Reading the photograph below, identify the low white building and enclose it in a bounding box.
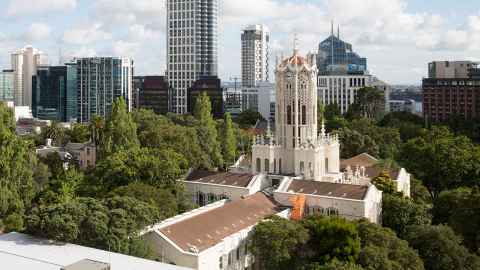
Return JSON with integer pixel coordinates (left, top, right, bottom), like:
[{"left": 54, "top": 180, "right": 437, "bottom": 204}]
[
  {"left": 274, "top": 178, "right": 382, "bottom": 223},
  {"left": 0, "top": 232, "right": 191, "bottom": 270},
  {"left": 181, "top": 170, "right": 270, "bottom": 206},
  {"left": 144, "top": 192, "right": 288, "bottom": 270},
  {"left": 340, "top": 153, "right": 411, "bottom": 197}
]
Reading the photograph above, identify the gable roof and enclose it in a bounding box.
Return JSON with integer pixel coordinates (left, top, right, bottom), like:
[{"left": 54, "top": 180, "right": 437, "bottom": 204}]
[
  {"left": 285, "top": 180, "right": 369, "bottom": 200},
  {"left": 157, "top": 193, "right": 281, "bottom": 253},
  {"left": 340, "top": 153, "right": 379, "bottom": 169},
  {"left": 185, "top": 170, "right": 256, "bottom": 188}
]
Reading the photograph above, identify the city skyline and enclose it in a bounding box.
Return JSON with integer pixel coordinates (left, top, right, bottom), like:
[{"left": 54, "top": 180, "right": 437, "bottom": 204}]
[{"left": 0, "top": 0, "right": 480, "bottom": 85}]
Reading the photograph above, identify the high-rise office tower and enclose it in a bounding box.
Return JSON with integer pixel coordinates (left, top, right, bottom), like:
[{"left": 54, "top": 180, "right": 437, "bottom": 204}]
[
  {"left": 11, "top": 46, "right": 48, "bottom": 107},
  {"left": 241, "top": 24, "right": 270, "bottom": 88},
  {"left": 0, "top": 70, "right": 14, "bottom": 102},
  {"left": 76, "top": 57, "right": 134, "bottom": 123},
  {"left": 166, "top": 0, "right": 218, "bottom": 114},
  {"left": 31, "top": 65, "right": 78, "bottom": 122},
  {"left": 317, "top": 24, "right": 367, "bottom": 75}
]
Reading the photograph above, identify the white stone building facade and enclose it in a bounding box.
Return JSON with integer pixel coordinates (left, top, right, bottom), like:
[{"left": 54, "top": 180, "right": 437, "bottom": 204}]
[{"left": 252, "top": 49, "right": 341, "bottom": 181}]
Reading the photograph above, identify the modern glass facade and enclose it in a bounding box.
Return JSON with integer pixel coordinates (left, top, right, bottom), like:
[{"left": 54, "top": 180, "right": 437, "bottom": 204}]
[
  {"left": 32, "top": 66, "right": 68, "bottom": 121},
  {"left": 317, "top": 30, "right": 367, "bottom": 75},
  {"left": 66, "top": 62, "right": 78, "bottom": 122},
  {"left": 77, "top": 57, "right": 133, "bottom": 123},
  {"left": 0, "top": 70, "right": 14, "bottom": 102}
]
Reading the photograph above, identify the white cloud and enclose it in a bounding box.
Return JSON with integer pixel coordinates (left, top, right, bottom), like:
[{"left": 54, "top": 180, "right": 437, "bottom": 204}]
[
  {"left": 7, "top": 0, "right": 76, "bottom": 16},
  {"left": 112, "top": 41, "right": 140, "bottom": 58},
  {"left": 22, "top": 23, "right": 51, "bottom": 42},
  {"left": 63, "top": 24, "right": 112, "bottom": 45}
]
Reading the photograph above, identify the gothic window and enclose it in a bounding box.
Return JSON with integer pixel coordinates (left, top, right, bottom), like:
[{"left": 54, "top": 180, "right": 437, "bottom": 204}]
[
  {"left": 279, "top": 159, "right": 282, "bottom": 173},
  {"left": 300, "top": 161, "right": 305, "bottom": 174},
  {"left": 274, "top": 159, "right": 277, "bottom": 173},
  {"left": 309, "top": 162, "right": 313, "bottom": 178},
  {"left": 264, "top": 159, "right": 270, "bottom": 173},
  {"left": 325, "top": 158, "right": 329, "bottom": 173},
  {"left": 287, "top": 105, "right": 292, "bottom": 124},
  {"left": 302, "top": 105, "right": 306, "bottom": 125},
  {"left": 256, "top": 158, "right": 261, "bottom": 173}
]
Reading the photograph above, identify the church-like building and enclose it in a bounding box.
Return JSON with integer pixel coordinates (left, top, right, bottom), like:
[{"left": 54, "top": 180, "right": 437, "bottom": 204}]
[
  {"left": 252, "top": 47, "right": 342, "bottom": 182},
  {"left": 144, "top": 48, "right": 410, "bottom": 270}
]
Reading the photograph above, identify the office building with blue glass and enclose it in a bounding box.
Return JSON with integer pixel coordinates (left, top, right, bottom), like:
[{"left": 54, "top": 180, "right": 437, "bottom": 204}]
[
  {"left": 32, "top": 65, "right": 77, "bottom": 122},
  {"left": 317, "top": 25, "right": 367, "bottom": 75}
]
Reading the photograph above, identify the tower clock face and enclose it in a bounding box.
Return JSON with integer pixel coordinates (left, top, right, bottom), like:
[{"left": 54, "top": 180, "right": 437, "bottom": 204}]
[{"left": 285, "top": 72, "right": 294, "bottom": 81}]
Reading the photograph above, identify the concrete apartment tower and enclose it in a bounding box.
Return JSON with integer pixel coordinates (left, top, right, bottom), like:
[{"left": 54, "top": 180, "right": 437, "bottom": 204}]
[
  {"left": 241, "top": 24, "right": 270, "bottom": 88},
  {"left": 11, "top": 46, "right": 48, "bottom": 107},
  {"left": 166, "top": 0, "right": 218, "bottom": 114}
]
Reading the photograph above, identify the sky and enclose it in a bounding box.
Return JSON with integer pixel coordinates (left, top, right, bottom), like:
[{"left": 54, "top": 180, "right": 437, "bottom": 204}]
[{"left": 1, "top": 0, "right": 480, "bottom": 85}]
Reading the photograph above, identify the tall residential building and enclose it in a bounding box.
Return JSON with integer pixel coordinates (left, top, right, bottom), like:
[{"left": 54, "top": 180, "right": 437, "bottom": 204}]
[
  {"left": 423, "top": 61, "right": 480, "bottom": 122},
  {"left": 11, "top": 46, "right": 48, "bottom": 107},
  {"left": 166, "top": 0, "right": 218, "bottom": 114},
  {"left": 0, "top": 70, "right": 14, "bottom": 102},
  {"left": 76, "top": 57, "right": 134, "bottom": 123},
  {"left": 317, "top": 24, "right": 367, "bottom": 75},
  {"left": 241, "top": 24, "right": 270, "bottom": 88},
  {"left": 32, "top": 65, "right": 77, "bottom": 122}
]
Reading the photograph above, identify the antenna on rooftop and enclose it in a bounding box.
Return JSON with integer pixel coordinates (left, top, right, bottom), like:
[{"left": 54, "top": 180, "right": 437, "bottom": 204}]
[{"left": 293, "top": 33, "right": 299, "bottom": 55}]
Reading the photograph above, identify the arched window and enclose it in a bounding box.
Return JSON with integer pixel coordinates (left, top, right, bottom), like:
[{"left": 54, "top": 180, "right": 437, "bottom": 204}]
[
  {"left": 279, "top": 159, "right": 282, "bottom": 173},
  {"left": 256, "top": 158, "right": 261, "bottom": 173},
  {"left": 300, "top": 161, "right": 305, "bottom": 174},
  {"left": 264, "top": 159, "right": 270, "bottom": 173},
  {"left": 273, "top": 159, "right": 277, "bottom": 173},
  {"left": 325, "top": 158, "right": 329, "bottom": 173},
  {"left": 302, "top": 105, "right": 306, "bottom": 125},
  {"left": 287, "top": 105, "right": 292, "bottom": 124}
]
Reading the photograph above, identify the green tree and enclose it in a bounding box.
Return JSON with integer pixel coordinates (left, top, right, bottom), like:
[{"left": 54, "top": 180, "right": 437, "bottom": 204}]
[
  {"left": 95, "top": 147, "right": 188, "bottom": 191},
  {"left": 221, "top": 113, "right": 237, "bottom": 167},
  {"left": 334, "top": 127, "right": 379, "bottom": 158},
  {"left": 301, "top": 216, "right": 360, "bottom": 265},
  {"left": 405, "top": 225, "right": 480, "bottom": 270},
  {"left": 307, "top": 260, "right": 365, "bottom": 270},
  {"left": 382, "top": 194, "right": 431, "bottom": 238},
  {"left": 0, "top": 103, "right": 36, "bottom": 226},
  {"left": 399, "top": 126, "right": 479, "bottom": 199},
  {"left": 371, "top": 171, "right": 396, "bottom": 194},
  {"left": 250, "top": 216, "right": 309, "bottom": 270},
  {"left": 410, "top": 177, "right": 432, "bottom": 205},
  {"left": 42, "top": 121, "right": 67, "bottom": 146},
  {"left": 67, "top": 123, "right": 91, "bottom": 143},
  {"left": 194, "top": 92, "right": 223, "bottom": 168},
  {"left": 356, "top": 220, "right": 424, "bottom": 270},
  {"left": 90, "top": 115, "right": 105, "bottom": 148},
  {"left": 347, "top": 87, "right": 385, "bottom": 119},
  {"left": 235, "top": 109, "right": 264, "bottom": 128},
  {"left": 110, "top": 182, "right": 179, "bottom": 218},
  {"left": 101, "top": 97, "right": 139, "bottom": 157},
  {"left": 432, "top": 187, "right": 480, "bottom": 252}
]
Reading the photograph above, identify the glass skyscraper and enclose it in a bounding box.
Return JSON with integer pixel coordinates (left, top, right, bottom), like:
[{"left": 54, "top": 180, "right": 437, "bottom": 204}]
[
  {"left": 166, "top": 0, "right": 218, "bottom": 114},
  {"left": 317, "top": 25, "right": 367, "bottom": 75},
  {"left": 76, "top": 57, "right": 134, "bottom": 123},
  {"left": 32, "top": 66, "right": 69, "bottom": 121},
  {"left": 0, "top": 70, "right": 14, "bottom": 102}
]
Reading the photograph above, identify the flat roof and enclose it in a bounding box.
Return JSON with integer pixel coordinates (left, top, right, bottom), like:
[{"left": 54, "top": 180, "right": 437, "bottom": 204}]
[
  {"left": 0, "top": 232, "right": 191, "bottom": 270},
  {"left": 285, "top": 180, "right": 369, "bottom": 200},
  {"left": 185, "top": 170, "right": 256, "bottom": 188},
  {"left": 158, "top": 193, "right": 281, "bottom": 253}
]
